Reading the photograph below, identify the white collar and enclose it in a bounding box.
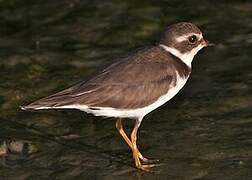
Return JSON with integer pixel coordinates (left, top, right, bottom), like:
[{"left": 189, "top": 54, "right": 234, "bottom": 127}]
[{"left": 159, "top": 44, "right": 204, "bottom": 67}]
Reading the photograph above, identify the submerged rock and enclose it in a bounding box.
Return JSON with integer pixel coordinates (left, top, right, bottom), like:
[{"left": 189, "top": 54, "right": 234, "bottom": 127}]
[{"left": 0, "top": 139, "right": 37, "bottom": 162}]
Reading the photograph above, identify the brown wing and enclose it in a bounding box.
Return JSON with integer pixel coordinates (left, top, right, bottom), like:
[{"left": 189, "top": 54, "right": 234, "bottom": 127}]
[{"left": 22, "top": 46, "right": 182, "bottom": 110}]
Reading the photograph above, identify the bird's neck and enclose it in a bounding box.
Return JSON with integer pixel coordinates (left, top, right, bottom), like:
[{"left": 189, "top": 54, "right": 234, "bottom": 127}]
[{"left": 159, "top": 44, "right": 194, "bottom": 68}]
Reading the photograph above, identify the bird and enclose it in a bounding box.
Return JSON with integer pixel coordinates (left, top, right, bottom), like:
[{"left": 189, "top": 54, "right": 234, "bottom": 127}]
[{"left": 21, "top": 22, "right": 210, "bottom": 171}]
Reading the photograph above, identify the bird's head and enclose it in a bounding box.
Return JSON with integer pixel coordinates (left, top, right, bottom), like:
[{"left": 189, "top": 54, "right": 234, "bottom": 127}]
[{"left": 160, "top": 22, "right": 211, "bottom": 67}]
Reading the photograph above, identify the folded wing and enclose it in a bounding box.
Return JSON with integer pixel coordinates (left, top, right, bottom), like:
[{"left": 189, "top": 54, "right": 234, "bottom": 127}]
[{"left": 22, "top": 47, "right": 177, "bottom": 110}]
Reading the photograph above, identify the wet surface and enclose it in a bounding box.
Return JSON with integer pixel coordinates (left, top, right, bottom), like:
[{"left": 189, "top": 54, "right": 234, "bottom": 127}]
[{"left": 0, "top": 0, "right": 252, "bottom": 179}]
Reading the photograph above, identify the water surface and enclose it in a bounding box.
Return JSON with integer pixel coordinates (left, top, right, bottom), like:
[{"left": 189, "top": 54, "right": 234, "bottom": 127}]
[{"left": 0, "top": 0, "right": 252, "bottom": 179}]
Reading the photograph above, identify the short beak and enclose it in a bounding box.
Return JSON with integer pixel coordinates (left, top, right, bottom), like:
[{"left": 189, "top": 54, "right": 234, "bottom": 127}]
[{"left": 202, "top": 38, "right": 215, "bottom": 47}]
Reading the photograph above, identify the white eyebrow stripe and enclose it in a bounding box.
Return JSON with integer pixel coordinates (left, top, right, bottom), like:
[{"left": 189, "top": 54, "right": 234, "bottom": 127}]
[{"left": 176, "top": 33, "right": 203, "bottom": 42}]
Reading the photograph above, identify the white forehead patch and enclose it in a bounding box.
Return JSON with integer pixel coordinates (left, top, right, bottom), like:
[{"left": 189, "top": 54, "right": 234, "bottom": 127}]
[{"left": 176, "top": 33, "right": 203, "bottom": 42}]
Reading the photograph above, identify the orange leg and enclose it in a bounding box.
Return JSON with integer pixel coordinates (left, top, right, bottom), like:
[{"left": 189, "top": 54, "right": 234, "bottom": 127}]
[
  {"left": 116, "top": 119, "right": 147, "bottom": 162},
  {"left": 130, "top": 120, "right": 158, "bottom": 171},
  {"left": 116, "top": 118, "right": 158, "bottom": 171}
]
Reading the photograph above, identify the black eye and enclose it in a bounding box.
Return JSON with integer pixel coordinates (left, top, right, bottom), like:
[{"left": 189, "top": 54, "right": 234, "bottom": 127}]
[{"left": 188, "top": 35, "right": 197, "bottom": 44}]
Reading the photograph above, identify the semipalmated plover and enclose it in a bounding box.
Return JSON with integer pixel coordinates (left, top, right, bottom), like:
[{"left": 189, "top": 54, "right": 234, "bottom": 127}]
[{"left": 22, "top": 22, "right": 210, "bottom": 171}]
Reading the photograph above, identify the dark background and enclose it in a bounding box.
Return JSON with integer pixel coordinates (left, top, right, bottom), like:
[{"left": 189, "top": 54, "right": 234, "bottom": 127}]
[{"left": 0, "top": 0, "right": 251, "bottom": 179}]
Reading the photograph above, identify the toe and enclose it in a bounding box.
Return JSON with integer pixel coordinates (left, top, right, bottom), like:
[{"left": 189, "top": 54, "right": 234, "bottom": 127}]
[{"left": 141, "top": 157, "right": 160, "bottom": 164}]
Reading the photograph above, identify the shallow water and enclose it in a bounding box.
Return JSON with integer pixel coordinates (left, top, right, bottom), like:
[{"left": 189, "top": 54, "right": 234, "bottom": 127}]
[{"left": 0, "top": 0, "right": 252, "bottom": 179}]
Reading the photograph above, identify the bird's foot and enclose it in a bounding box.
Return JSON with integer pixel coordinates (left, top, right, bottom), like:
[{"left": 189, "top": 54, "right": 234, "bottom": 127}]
[
  {"left": 136, "top": 162, "right": 163, "bottom": 172},
  {"left": 140, "top": 157, "right": 160, "bottom": 164},
  {"left": 134, "top": 150, "right": 161, "bottom": 171},
  {"left": 137, "top": 151, "right": 159, "bottom": 164}
]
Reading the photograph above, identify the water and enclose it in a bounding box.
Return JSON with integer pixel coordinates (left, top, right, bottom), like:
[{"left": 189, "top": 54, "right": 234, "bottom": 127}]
[{"left": 0, "top": 0, "right": 252, "bottom": 179}]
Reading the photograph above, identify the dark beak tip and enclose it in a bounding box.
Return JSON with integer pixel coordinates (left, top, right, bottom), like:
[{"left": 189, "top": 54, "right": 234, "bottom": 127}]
[
  {"left": 203, "top": 38, "right": 215, "bottom": 47},
  {"left": 208, "top": 42, "right": 215, "bottom": 47}
]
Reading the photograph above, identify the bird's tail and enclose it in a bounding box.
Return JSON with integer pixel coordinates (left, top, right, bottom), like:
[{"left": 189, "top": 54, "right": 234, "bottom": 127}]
[{"left": 21, "top": 91, "right": 78, "bottom": 111}]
